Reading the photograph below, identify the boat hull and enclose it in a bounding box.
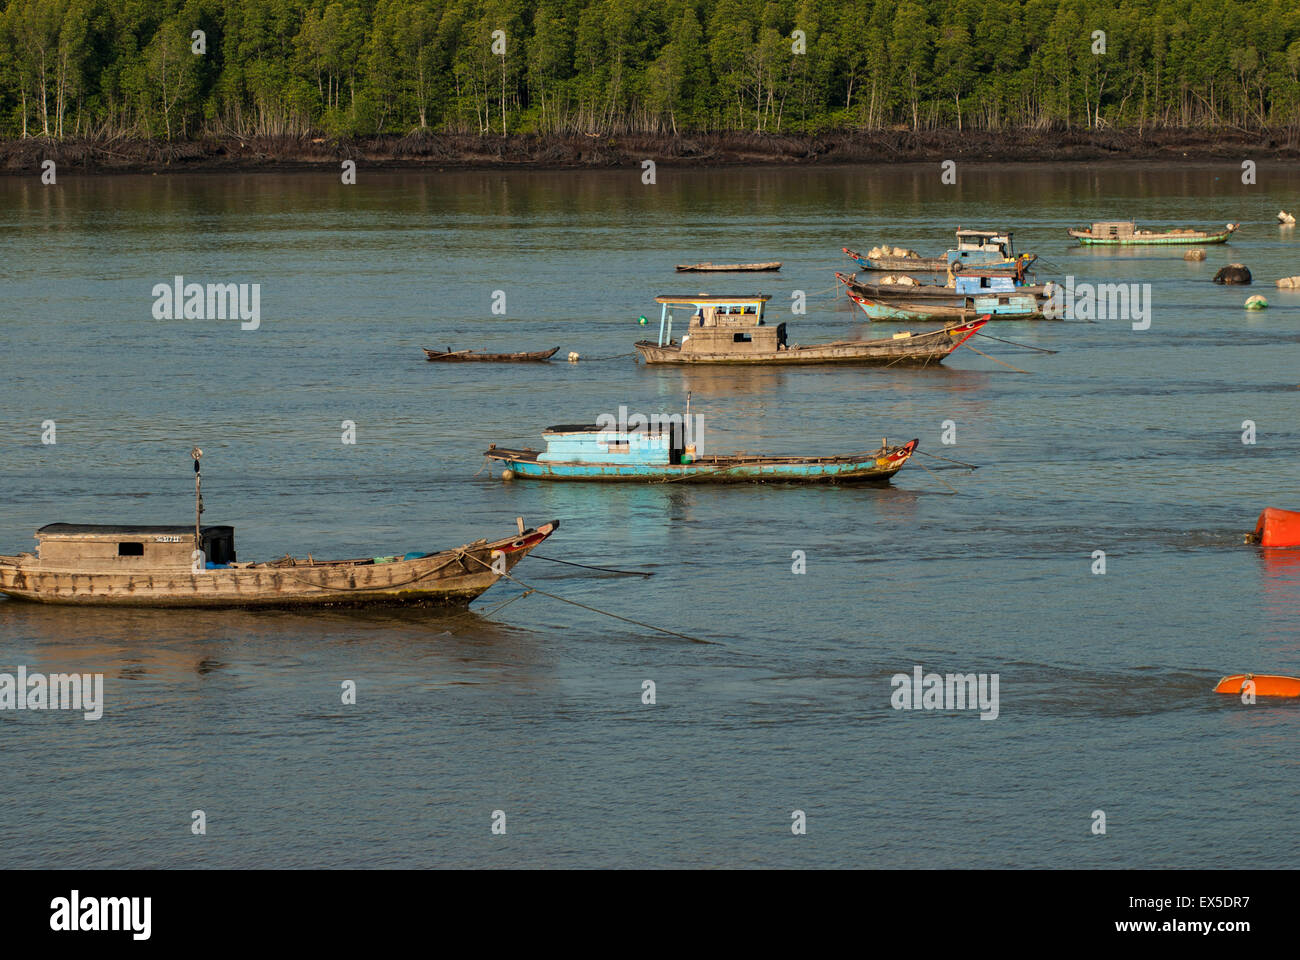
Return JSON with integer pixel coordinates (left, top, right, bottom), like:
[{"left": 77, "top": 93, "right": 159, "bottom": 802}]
[
  {"left": 1068, "top": 229, "right": 1235, "bottom": 245},
  {"left": 487, "top": 445, "right": 917, "bottom": 484},
  {"left": 0, "top": 523, "right": 558, "bottom": 607},
  {"left": 1214, "top": 674, "right": 1300, "bottom": 697},
  {"left": 848, "top": 293, "right": 1048, "bottom": 322},
  {"left": 634, "top": 319, "right": 985, "bottom": 364},
  {"left": 675, "top": 262, "right": 781, "bottom": 272},
  {"left": 424, "top": 347, "right": 559, "bottom": 362}
]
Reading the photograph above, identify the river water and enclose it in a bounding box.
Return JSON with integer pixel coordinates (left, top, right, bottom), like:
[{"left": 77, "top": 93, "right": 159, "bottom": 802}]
[{"left": 1, "top": 162, "right": 1298, "bottom": 868}]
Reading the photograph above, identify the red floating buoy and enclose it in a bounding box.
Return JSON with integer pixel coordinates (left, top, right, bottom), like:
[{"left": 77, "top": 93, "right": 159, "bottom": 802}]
[
  {"left": 1214, "top": 674, "right": 1300, "bottom": 697},
  {"left": 1249, "top": 508, "right": 1300, "bottom": 548}
]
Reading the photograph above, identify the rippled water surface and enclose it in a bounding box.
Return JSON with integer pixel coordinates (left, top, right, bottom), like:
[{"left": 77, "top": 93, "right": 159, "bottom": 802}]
[{"left": 2, "top": 163, "right": 1299, "bottom": 868}]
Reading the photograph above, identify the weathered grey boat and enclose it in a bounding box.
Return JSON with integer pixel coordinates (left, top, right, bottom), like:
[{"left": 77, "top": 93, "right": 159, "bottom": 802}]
[
  {"left": 1067, "top": 221, "right": 1238, "bottom": 245},
  {"left": 633, "top": 294, "right": 987, "bottom": 365},
  {"left": 675, "top": 261, "right": 782, "bottom": 272},
  {"left": 0, "top": 520, "right": 558, "bottom": 607},
  {"left": 0, "top": 450, "right": 558, "bottom": 607}
]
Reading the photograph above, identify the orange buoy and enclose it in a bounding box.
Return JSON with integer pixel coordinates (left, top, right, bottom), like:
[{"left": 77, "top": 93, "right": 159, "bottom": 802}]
[
  {"left": 1249, "top": 508, "right": 1300, "bottom": 547},
  {"left": 1214, "top": 673, "right": 1300, "bottom": 697}
]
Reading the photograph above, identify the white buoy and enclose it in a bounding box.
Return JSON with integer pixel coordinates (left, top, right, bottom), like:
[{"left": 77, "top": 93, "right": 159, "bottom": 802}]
[{"left": 567, "top": 351, "right": 580, "bottom": 362}]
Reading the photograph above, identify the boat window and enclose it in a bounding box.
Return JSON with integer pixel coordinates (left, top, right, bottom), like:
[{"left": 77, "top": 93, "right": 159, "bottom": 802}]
[
  {"left": 733, "top": 333, "right": 751, "bottom": 343},
  {"left": 118, "top": 542, "right": 144, "bottom": 556}
]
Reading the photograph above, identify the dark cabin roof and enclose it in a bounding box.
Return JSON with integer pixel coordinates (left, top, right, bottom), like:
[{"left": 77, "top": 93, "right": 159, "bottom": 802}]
[
  {"left": 544, "top": 423, "right": 678, "bottom": 435},
  {"left": 37, "top": 523, "right": 233, "bottom": 537}
]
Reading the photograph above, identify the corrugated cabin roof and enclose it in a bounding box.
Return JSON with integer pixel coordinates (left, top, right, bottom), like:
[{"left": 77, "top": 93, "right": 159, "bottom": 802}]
[
  {"left": 36, "top": 523, "right": 234, "bottom": 538},
  {"left": 544, "top": 423, "right": 679, "bottom": 435},
  {"left": 654, "top": 295, "right": 771, "bottom": 304}
]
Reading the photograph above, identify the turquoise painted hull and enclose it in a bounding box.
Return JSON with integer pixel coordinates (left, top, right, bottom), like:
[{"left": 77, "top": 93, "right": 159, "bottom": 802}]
[
  {"left": 853, "top": 296, "right": 1043, "bottom": 322},
  {"left": 489, "top": 454, "right": 909, "bottom": 484}
]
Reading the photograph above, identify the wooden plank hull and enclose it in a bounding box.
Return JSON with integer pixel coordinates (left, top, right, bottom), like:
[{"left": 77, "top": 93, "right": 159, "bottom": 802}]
[
  {"left": 845, "top": 281, "right": 1053, "bottom": 300},
  {"left": 844, "top": 251, "right": 1023, "bottom": 272},
  {"left": 676, "top": 262, "right": 782, "bottom": 272},
  {"left": 1068, "top": 228, "right": 1235, "bottom": 245},
  {"left": 848, "top": 293, "right": 1048, "bottom": 322},
  {"left": 633, "top": 318, "right": 986, "bottom": 364},
  {"left": 487, "top": 443, "right": 917, "bottom": 484},
  {"left": 424, "top": 347, "right": 559, "bottom": 362},
  {"left": 0, "top": 522, "right": 558, "bottom": 607}
]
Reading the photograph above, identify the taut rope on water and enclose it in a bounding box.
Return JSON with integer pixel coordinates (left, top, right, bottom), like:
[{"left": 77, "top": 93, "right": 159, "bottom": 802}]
[
  {"left": 974, "top": 331, "right": 1058, "bottom": 354},
  {"left": 465, "top": 553, "right": 716, "bottom": 644},
  {"left": 914, "top": 450, "right": 980, "bottom": 470},
  {"left": 960, "top": 341, "right": 1032, "bottom": 374},
  {"left": 528, "top": 554, "right": 654, "bottom": 577},
  {"left": 912, "top": 458, "right": 961, "bottom": 494}
]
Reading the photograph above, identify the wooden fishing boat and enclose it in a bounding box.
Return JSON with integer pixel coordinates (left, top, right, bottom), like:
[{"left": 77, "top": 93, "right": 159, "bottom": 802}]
[
  {"left": 424, "top": 346, "right": 559, "bottom": 362},
  {"left": 676, "top": 261, "right": 782, "bottom": 272},
  {"left": 486, "top": 423, "right": 918, "bottom": 484},
  {"left": 1067, "top": 221, "right": 1238, "bottom": 245},
  {"left": 1214, "top": 674, "right": 1300, "bottom": 697},
  {"left": 836, "top": 270, "right": 1052, "bottom": 300},
  {"left": 845, "top": 289, "right": 1051, "bottom": 322},
  {"left": 843, "top": 229, "right": 1031, "bottom": 272},
  {"left": 634, "top": 294, "right": 987, "bottom": 364},
  {"left": 0, "top": 451, "right": 558, "bottom": 607}
]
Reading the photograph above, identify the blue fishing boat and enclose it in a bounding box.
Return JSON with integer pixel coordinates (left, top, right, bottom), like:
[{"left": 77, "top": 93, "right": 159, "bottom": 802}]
[
  {"left": 835, "top": 268, "right": 1049, "bottom": 300},
  {"left": 485, "top": 420, "right": 918, "bottom": 484},
  {"left": 843, "top": 229, "right": 1034, "bottom": 272},
  {"left": 845, "top": 285, "right": 1054, "bottom": 322}
]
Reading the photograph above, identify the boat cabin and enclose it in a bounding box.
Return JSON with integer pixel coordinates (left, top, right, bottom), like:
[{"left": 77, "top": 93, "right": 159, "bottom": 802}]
[
  {"left": 650, "top": 295, "right": 782, "bottom": 355},
  {"left": 1086, "top": 221, "right": 1137, "bottom": 238},
  {"left": 539, "top": 423, "right": 688, "bottom": 466},
  {"left": 953, "top": 274, "right": 1018, "bottom": 294},
  {"left": 31, "top": 524, "right": 236, "bottom": 570},
  {"left": 948, "top": 229, "right": 1015, "bottom": 266}
]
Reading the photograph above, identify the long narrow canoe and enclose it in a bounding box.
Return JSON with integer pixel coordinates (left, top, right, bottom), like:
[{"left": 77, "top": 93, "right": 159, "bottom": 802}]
[
  {"left": 1214, "top": 674, "right": 1300, "bottom": 697},
  {"left": 424, "top": 346, "right": 559, "bottom": 362},
  {"left": 676, "top": 261, "right": 782, "bottom": 272},
  {"left": 1068, "top": 223, "right": 1238, "bottom": 245}
]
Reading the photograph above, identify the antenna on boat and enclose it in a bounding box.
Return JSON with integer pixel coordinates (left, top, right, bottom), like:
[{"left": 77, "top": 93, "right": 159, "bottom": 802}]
[{"left": 191, "top": 446, "right": 204, "bottom": 550}]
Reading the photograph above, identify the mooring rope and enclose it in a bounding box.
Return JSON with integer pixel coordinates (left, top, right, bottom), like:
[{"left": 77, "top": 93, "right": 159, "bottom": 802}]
[
  {"left": 974, "top": 331, "right": 1058, "bottom": 354},
  {"left": 464, "top": 553, "right": 716, "bottom": 644},
  {"left": 913, "top": 458, "right": 961, "bottom": 494},
  {"left": 960, "top": 341, "right": 1032, "bottom": 374},
  {"left": 477, "top": 587, "right": 536, "bottom": 617},
  {"left": 528, "top": 554, "right": 654, "bottom": 577},
  {"left": 914, "top": 450, "right": 980, "bottom": 470}
]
